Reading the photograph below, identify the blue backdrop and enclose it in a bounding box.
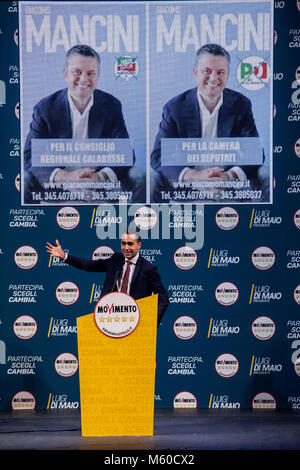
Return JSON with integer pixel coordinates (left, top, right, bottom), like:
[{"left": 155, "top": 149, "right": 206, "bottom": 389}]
[{"left": 0, "top": 0, "right": 300, "bottom": 411}]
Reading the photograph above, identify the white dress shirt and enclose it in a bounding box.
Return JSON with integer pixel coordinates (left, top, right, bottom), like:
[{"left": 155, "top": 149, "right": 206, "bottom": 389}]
[
  {"left": 179, "top": 90, "right": 246, "bottom": 181},
  {"left": 49, "top": 92, "right": 117, "bottom": 183},
  {"left": 117, "top": 253, "right": 139, "bottom": 294}
]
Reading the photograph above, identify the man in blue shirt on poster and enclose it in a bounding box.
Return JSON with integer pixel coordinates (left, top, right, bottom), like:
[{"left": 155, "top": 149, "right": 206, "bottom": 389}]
[
  {"left": 150, "top": 43, "right": 265, "bottom": 202},
  {"left": 24, "top": 44, "right": 145, "bottom": 203}
]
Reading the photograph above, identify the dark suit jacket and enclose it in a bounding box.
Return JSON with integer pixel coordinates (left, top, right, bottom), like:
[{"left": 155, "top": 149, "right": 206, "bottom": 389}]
[
  {"left": 151, "top": 87, "right": 262, "bottom": 181},
  {"left": 65, "top": 252, "right": 169, "bottom": 326},
  {"left": 24, "top": 88, "right": 132, "bottom": 185}
]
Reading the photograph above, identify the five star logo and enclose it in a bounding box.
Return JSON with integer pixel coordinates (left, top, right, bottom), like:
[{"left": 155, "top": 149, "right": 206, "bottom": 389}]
[
  {"left": 173, "top": 316, "right": 197, "bottom": 340},
  {"left": 95, "top": 292, "right": 140, "bottom": 338},
  {"left": 14, "top": 245, "right": 38, "bottom": 269}
]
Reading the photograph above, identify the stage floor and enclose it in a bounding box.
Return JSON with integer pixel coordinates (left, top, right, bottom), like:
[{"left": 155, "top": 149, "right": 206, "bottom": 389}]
[{"left": 0, "top": 408, "right": 300, "bottom": 451}]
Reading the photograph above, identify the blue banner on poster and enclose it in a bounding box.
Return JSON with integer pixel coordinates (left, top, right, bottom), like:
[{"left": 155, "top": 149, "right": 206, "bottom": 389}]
[
  {"left": 31, "top": 139, "right": 134, "bottom": 167},
  {"left": 161, "top": 137, "right": 264, "bottom": 167}
]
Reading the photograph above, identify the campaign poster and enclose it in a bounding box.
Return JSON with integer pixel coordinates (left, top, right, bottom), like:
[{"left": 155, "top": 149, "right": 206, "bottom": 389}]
[
  {"left": 19, "top": 1, "right": 146, "bottom": 205},
  {"left": 149, "top": 0, "right": 273, "bottom": 204},
  {"left": 19, "top": 1, "right": 273, "bottom": 206}
]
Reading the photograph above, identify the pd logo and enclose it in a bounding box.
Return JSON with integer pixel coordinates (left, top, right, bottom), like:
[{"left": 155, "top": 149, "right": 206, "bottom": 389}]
[
  {"left": 237, "top": 56, "right": 270, "bottom": 90},
  {"left": 56, "top": 207, "right": 80, "bottom": 230}
]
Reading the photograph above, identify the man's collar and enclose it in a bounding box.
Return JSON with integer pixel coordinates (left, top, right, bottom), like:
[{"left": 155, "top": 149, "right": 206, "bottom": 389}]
[
  {"left": 124, "top": 252, "right": 139, "bottom": 265},
  {"left": 197, "top": 90, "right": 223, "bottom": 114},
  {"left": 67, "top": 90, "right": 94, "bottom": 116}
]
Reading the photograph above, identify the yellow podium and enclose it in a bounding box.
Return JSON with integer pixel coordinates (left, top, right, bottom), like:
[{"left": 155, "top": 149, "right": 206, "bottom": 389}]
[{"left": 76, "top": 293, "right": 158, "bottom": 437}]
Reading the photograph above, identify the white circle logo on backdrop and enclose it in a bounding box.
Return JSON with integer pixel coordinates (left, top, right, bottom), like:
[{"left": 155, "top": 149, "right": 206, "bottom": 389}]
[
  {"left": 173, "top": 316, "right": 197, "bottom": 340},
  {"left": 14, "top": 245, "right": 38, "bottom": 269},
  {"left": 251, "top": 246, "right": 275, "bottom": 270},
  {"left": 294, "top": 285, "right": 300, "bottom": 305},
  {"left": 294, "top": 357, "right": 300, "bottom": 378},
  {"left": 114, "top": 56, "right": 139, "bottom": 80},
  {"left": 56, "top": 281, "right": 79, "bottom": 305},
  {"left": 294, "top": 209, "right": 300, "bottom": 229},
  {"left": 15, "top": 173, "right": 20, "bottom": 191},
  {"left": 134, "top": 206, "right": 157, "bottom": 230},
  {"left": 252, "top": 392, "right": 276, "bottom": 409},
  {"left": 215, "top": 353, "right": 239, "bottom": 378},
  {"left": 215, "top": 207, "right": 239, "bottom": 230},
  {"left": 92, "top": 246, "right": 114, "bottom": 261},
  {"left": 252, "top": 316, "right": 276, "bottom": 341},
  {"left": 174, "top": 246, "right": 197, "bottom": 270},
  {"left": 55, "top": 353, "right": 78, "bottom": 377},
  {"left": 12, "top": 391, "right": 36, "bottom": 410},
  {"left": 215, "top": 282, "right": 239, "bottom": 306},
  {"left": 56, "top": 207, "right": 80, "bottom": 230},
  {"left": 294, "top": 138, "right": 300, "bottom": 158},
  {"left": 13, "top": 315, "right": 37, "bottom": 340},
  {"left": 173, "top": 391, "right": 197, "bottom": 408},
  {"left": 94, "top": 292, "right": 140, "bottom": 338}
]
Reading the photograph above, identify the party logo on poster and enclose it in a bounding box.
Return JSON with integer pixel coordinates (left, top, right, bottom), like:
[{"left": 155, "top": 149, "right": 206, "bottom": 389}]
[{"left": 114, "top": 56, "right": 139, "bottom": 80}]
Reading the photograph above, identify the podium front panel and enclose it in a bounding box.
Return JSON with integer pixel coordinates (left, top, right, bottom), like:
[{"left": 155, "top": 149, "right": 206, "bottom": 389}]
[{"left": 77, "top": 295, "right": 158, "bottom": 436}]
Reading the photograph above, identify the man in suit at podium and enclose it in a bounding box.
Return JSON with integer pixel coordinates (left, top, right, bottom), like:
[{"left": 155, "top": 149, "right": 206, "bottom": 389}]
[{"left": 46, "top": 231, "right": 169, "bottom": 326}]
